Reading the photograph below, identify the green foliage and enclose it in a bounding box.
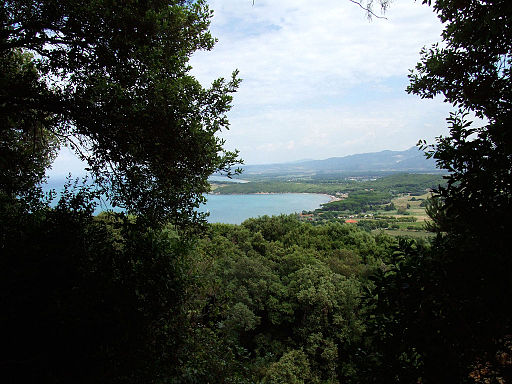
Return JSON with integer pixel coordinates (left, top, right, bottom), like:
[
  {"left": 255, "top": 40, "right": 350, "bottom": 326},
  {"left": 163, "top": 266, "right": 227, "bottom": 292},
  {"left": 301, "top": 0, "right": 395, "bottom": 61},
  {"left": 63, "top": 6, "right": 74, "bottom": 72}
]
[
  {"left": 0, "top": 49, "right": 59, "bottom": 199},
  {"left": 213, "top": 181, "right": 348, "bottom": 195},
  {"left": 176, "top": 215, "right": 398, "bottom": 383},
  {"left": 6, "top": 1, "right": 509, "bottom": 382},
  {"left": 213, "top": 173, "right": 445, "bottom": 196},
  {"left": 409, "top": 0, "right": 512, "bottom": 243},
  {"left": 367, "top": 0, "right": 512, "bottom": 382},
  {"left": 357, "top": 173, "right": 444, "bottom": 195},
  {"left": 383, "top": 202, "right": 395, "bottom": 211},
  {"left": 264, "top": 349, "right": 312, "bottom": 384},
  {"left": 396, "top": 206, "right": 408, "bottom": 215},
  {"left": 321, "top": 191, "right": 391, "bottom": 213},
  {"left": 1, "top": 0, "right": 241, "bottom": 226},
  {"left": 0, "top": 190, "right": 190, "bottom": 383},
  {"left": 1, "top": 4, "right": 244, "bottom": 380}
]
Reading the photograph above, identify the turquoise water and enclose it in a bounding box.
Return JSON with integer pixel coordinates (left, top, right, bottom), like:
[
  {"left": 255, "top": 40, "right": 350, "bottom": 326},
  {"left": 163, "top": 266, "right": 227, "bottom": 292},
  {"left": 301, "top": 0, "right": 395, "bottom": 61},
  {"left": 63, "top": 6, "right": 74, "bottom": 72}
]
[
  {"left": 201, "top": 193, "right": 330, "bottom": 224},
  {"left": 43, "top": 178, "right": 330, "bottom": 223}
]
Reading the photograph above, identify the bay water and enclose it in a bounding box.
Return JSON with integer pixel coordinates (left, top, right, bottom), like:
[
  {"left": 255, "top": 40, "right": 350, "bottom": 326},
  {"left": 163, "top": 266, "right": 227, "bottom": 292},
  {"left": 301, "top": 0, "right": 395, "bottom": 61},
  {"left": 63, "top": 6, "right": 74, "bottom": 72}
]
[
  {"left": 43, "top": 177, "right": 330, "bottom": 224},
  {"left": 201, "top": 193, "right": 330, "bottom": 224}
]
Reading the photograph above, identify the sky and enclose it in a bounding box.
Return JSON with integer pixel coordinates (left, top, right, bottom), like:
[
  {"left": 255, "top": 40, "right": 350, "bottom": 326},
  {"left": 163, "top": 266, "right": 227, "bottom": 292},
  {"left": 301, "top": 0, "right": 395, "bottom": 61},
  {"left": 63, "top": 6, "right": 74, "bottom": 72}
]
[
  {"left": 189, "top": 0, "right": 452, "bottom": 165},
  {"left": 49, "top": 0, "right": 452, "bottom": 177}
]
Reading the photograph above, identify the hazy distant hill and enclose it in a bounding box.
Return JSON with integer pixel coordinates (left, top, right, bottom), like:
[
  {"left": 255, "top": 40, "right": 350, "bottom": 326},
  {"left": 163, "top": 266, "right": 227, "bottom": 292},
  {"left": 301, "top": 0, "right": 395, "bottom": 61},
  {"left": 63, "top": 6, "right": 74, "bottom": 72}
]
[{"left": 238, "top": 147, "right": 439, "bottom": 176}]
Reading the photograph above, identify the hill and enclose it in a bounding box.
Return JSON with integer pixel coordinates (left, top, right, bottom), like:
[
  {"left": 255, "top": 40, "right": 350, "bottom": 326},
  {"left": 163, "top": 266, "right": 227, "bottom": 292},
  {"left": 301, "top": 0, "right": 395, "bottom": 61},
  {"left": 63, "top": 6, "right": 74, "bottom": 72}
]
[{"left": 236, "top": 147, "right": 439, "bottom": 177}]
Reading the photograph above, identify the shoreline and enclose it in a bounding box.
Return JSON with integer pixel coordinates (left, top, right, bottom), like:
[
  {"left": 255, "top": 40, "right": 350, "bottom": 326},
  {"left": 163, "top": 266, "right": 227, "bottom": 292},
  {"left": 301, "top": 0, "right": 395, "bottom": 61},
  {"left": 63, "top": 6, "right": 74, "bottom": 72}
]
[
  {"left": 211, "top": 191, "right": 331, "bottom": 197},
  {"left": 202, "top": 192, "right": 333, "bottom": 224},
  {"left": 209, "top": 191, "right": 342, "bottom": 203}
]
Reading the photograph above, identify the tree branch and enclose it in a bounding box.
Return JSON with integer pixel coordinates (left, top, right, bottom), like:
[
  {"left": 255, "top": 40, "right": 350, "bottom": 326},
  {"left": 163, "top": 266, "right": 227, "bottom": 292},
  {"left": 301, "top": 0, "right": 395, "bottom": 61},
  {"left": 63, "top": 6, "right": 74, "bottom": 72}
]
[
  {"left": 348, "top": 0, "right": 388, "bottom": 20},
  {"left": 250, "top": 1, "right": 388, "bottom": 19}
]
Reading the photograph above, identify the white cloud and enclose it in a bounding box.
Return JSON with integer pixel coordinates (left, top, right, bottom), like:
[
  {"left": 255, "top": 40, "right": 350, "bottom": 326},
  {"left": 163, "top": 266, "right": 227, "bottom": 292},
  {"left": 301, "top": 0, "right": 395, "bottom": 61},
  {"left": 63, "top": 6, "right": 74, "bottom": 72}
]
[
  {"left": 218, "top": 93, "right": 453, "bottom": 164},
  {"left": 190, "top": 0, "right": 451, "bottom": 164}
]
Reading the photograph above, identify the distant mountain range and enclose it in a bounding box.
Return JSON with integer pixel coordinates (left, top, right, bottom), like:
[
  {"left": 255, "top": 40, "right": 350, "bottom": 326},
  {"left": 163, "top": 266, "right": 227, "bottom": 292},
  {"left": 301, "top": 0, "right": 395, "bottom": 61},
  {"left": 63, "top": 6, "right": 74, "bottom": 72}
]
[{"left": 237, "top": 147, "right": 440, "bottom": 176}]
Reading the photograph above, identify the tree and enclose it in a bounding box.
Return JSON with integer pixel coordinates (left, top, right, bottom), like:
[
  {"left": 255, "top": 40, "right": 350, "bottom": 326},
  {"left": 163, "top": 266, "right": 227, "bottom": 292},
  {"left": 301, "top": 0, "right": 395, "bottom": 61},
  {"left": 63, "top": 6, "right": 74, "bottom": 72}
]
[
  {"left": 0, "top": 49, "right": 58, "bottom": 200},
  {"left": 408, "top": 0, "right": 512, "bottom": 245},
  {"left": 0, "top": 195, "right": 192, "bottom": 383},
  {"left": 410, "top": 0, "right": 512, "bottom": 335},
  {"left": 1, "top": 0, "right": 241, "bottom": 226},
  {"left": 368, "top": 1, "right": 512, "bottom": 382},
  {"left": 1, "top": 1, "right": 242, "bottom": 382}
]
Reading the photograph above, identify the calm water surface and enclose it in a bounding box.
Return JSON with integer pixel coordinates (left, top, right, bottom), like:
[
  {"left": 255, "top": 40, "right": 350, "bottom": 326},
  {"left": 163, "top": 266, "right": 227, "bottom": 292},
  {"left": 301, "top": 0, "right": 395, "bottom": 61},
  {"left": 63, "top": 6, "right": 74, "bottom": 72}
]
[
  {"left": 43, "top": 178, "right": 329, "bottom": 223},
  {"left": 201, "top": 194, "right": 330, "bottom": 224}
]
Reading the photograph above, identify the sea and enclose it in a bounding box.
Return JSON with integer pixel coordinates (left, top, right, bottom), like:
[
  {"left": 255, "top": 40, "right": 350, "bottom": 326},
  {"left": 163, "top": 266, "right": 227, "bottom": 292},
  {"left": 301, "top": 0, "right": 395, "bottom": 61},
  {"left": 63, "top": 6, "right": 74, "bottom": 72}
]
[
  {"left": 200, "top": 193, "right": 330, "bottom": 224},
  {"left": 43, "top": 176, "right": 329, "bottom": 224}
]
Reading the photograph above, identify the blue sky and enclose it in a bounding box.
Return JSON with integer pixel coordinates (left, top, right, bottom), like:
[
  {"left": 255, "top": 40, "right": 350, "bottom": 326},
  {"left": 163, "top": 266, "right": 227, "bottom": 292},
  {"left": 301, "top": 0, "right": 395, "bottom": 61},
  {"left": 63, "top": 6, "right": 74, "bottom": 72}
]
[
  {"left": 189, "top": 0, "right": 453, "bottom": 165},
  {"left": 49, "top": 0, "right": 453, "bottom": 177}
]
